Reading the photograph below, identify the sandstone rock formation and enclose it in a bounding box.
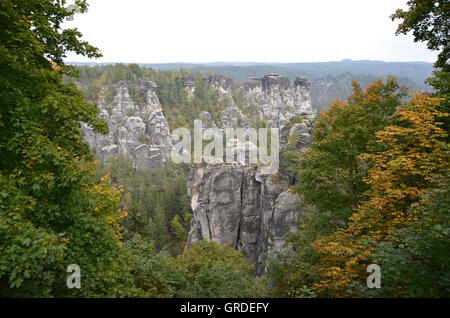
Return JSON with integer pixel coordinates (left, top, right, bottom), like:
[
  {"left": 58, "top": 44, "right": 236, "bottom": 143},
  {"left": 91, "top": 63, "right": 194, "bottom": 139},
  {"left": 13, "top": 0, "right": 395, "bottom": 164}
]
[
  {"left": 82, "top": 79, "right": 172, "bottom": 169},
  {"left": 83, "top": 73, "right": 314, "bottom": 274},
  {"left": 182, "top": 75, "right": 196, "bottom": 100},
  {"left": 185, "top": 74, "right": 314, "bottom": 274},
  {"left": 186, "top": 162, "right": 306, "bottom": 275},
  {"left": 243, "top": 74, "right": 314, "bottom": 128},
  {"left": 203, "top": 74, "right": 233, "bottom": 95}
]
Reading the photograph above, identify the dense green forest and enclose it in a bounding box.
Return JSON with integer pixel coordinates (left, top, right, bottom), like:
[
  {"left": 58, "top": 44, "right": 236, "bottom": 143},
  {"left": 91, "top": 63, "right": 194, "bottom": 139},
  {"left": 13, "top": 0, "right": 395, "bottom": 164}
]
[
  {"left": 96, "top": 156, "right": 192, "bottom": 255},
  {"left": 0, "top": 0, "right": 448, "bottom": 298}
]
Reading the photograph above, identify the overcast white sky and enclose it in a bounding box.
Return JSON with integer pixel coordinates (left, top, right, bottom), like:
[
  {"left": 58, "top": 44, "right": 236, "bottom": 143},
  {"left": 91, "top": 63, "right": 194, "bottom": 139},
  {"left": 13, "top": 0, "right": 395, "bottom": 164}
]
[{"left": 64, "top": 0, "right": 438, "bottom": 64}]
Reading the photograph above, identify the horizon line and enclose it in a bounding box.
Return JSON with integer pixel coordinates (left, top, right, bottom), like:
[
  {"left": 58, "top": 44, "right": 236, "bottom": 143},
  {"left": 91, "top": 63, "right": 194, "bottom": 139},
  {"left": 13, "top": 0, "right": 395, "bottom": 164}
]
[{"left": 65, "top": 59, "right": 434, "bottom": 65}]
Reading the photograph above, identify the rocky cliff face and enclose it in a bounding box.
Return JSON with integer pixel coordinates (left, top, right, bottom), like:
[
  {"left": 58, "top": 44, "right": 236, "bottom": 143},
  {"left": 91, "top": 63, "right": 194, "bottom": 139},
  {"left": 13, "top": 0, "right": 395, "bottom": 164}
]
[
  {"left": 83, "top": 73, "right": 313, "bottom": 274},
  {"left": 182, "top": 73, "right": 313, "bottom": 130},
  {"left": 186, "top": 163, "right": 307, "bottom": 275},
  {"left": 185, "top": 74, "right": 314, "bottom": 274},
  {"left": 82, "top": 79, "right": 172, "bottom": 170},
  {"left": 243, "top": 74, "right": 314, "bottom": 128}
]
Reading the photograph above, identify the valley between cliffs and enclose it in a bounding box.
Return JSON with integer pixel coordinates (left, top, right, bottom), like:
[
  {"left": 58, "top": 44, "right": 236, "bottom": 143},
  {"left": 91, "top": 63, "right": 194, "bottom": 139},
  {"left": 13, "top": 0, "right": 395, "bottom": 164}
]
[{"left": 82, "top": 72, "right": 314, "bottom": 274}]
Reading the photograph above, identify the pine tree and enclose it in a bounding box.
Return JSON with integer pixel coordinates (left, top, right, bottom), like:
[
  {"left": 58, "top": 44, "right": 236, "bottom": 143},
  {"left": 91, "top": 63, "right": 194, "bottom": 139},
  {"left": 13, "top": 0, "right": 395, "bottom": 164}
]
[{"left": 152, "top": 196, "right": 168, "bottom": 250}]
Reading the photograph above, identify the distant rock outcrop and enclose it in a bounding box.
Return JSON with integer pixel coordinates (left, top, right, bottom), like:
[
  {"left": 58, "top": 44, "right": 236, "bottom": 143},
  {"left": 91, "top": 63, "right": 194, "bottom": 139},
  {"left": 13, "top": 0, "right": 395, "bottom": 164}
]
[
  {"left": 182, "top": 75, "right": 196, "bottom": 100},
  {"left": 203, "top": 74, "right": 233, "bottom": 95},
  {"left": 243, "top": 74, "right": 313, "bottom": 128},
  {"left": 82, "top": 79, "right": 172, "bottom": 169}
]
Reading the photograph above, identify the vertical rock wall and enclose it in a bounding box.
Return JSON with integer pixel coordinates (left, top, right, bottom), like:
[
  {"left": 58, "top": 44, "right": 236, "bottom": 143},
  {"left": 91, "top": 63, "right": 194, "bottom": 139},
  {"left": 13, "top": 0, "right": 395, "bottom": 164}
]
[{"left": 185, "top": 74, "right": 314, "bottom": 274}]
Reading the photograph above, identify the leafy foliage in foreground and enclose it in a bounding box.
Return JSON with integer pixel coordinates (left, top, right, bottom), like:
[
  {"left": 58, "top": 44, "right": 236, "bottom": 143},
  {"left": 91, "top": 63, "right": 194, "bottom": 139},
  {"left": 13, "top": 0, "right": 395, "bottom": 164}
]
[
  {"left": 268, "top": 1, "right": 449, "bottom": 297},
  {"left": 296, "top": 78, "right": 407, "bottom": 238},
  {"left": 0, "top": 0, "right": 138, "bottom": 297},
  {"left": 124, "top": 236, "right": 266, "bottom": 298},
  {"left": 359, "top": 176, "right": 450, "bottom": 297},
  {"left": 267, "top": 78, "right": 409, "bottom": 297},
  {"left": 313, "top": 93, "right": 448, "bottom": 297},
  {"left": 178, "top": 241, "right": 266, "bottom": 298},
  {"left": 391, "top": 0, "right": 449, "bottom": 70},
  {"left": 392, "top": 0, "right": 450, "bottom": 138}
]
